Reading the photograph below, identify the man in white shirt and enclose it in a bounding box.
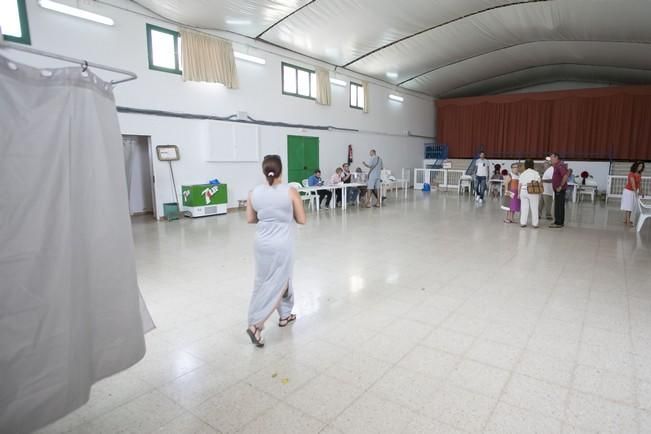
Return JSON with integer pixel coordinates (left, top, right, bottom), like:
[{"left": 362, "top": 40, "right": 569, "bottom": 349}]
[
  {"left": 540, "top": 159, "right": 554, "bottom": 220},
  {"left": 474, "top": 151, "right": 490, "bottom": 203}
]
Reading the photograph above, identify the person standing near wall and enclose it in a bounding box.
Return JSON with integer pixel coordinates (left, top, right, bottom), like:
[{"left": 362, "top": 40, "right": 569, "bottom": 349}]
[
  {"left": 540, "top": 159, "right": 554, "bottom": 220},
  {"left": 474, "top": 151, "right": 490, "bottom": 203},
  {"left": 621, "top": 161, "right": 645, "bottom": 226},
  {"left": 363, "top": 149, "right": 383, "bottom": 207},
  {"left": 549, "top": 153, "right": 569, "bottom": 228},
  {"left": 245, "top": 155, "right": 306, "bottom": 347}
]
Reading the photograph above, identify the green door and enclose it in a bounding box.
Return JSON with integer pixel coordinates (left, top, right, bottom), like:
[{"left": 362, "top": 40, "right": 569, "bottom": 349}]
[
  {"left": 303, "top": 137, "right": 319, "bottom": 181},
  {"left": 287, "top": 135, "right": 319, "bottom": 184}
]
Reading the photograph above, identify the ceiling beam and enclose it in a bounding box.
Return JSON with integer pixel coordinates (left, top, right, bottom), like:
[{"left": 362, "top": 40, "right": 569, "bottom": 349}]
[
  {"left": 398, "top": 39, "right": 651, "bottom": 86},
  {"left": 256, "top": 0, "right": 320, "bottom": 39},
  {"left": 342, "top": 0, "right": 550, "bottom": 68},
  {"left": 433, "top": 63, "right": 651, "bottom": 98}
]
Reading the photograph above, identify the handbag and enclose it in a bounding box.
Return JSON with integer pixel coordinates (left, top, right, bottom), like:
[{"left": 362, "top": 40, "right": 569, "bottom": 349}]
[{"left": 527, "top": 180, "right": 543, "bottom": 194}]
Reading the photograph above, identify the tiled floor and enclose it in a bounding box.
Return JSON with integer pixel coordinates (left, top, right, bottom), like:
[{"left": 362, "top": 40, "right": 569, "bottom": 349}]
[{"left": 38, "top": 191, "right": 651, "bottom": 433}]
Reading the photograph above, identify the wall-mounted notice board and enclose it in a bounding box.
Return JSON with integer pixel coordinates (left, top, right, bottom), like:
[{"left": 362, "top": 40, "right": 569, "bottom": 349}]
[{"left": 205, "top": 122, "right": 260, "bottom": 162}]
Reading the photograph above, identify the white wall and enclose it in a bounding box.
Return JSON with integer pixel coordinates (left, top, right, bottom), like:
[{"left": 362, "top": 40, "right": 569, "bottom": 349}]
[
  {"left": 119, "top": 114, "right": 426, "bottom": 211},
  {"left": 11, "top": 0, "right": 435, "bottom": 215}
]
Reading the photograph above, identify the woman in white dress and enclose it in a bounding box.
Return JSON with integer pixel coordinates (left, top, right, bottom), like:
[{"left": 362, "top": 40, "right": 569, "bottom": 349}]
[
  {"left": 621, "top": 161, "right": 645, "bottom": 226},
  {"left": 518, "top": 159, "right": 542, "bottom": 228},
  {"left": 246, "top": 155, "right": 306, "bottom": 347}
]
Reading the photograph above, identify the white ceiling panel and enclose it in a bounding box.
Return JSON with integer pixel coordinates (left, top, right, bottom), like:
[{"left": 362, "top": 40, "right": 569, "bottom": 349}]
[
  {"left": 348, "top": 0, "right": 651, "bottom": 88},
  {"left": 134, "top": 0, "right": 309, "bottom": 37},
  {"left": 132, "top": 0, "right": 651, "bottom": 97},
  {"left": 259, "top": 0, "right": 520, "bottom": 66},
  {"left": 403, "top": 41, "right": 651, "bottom": 96}
]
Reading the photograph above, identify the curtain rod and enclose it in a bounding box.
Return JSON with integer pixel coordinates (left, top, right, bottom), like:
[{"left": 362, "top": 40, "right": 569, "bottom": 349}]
[{"left": 0, "top": 39, "right": 137, "bottom": 85}]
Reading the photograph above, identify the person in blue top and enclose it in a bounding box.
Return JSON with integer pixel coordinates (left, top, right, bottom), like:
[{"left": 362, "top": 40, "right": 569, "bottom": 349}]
[{"left": 308, "top": 169, "right": 332, "bottom": 209}]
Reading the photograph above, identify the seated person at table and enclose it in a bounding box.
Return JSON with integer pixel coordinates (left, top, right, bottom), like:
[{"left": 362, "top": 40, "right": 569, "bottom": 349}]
[
  {"left": 491, "top": 164, "right": 503, "bottom": 180},
  {"left": 565, "top": 167, "right": 575, "bottom": 198},
  {"left": 489, "top": 164, "right": 503, "bottom": 198},
  {"left": 341, "top": 163, "right": 358, "bottom": 203},
  {"left": 330, "top": 167, "right": 344, "bottom": 207},
  {"left": 308, "top": 169, "right": 332, "bottom": 209}
]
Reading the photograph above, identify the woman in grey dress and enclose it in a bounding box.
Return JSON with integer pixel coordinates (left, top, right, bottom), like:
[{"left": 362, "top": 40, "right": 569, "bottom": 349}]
[
  {"left": 246, "top": 155, "right": 306, "bottom": 347},
  {"left": 363, "top": 149, "right": 383, "bottom": 207}
]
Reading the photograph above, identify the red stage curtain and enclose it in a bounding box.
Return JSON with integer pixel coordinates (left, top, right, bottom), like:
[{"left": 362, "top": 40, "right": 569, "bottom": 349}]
[{"left": 436, "top": 85, "right": 651, "bottom": 160}]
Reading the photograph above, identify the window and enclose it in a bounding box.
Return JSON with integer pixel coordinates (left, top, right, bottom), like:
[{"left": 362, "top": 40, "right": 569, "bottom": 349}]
[
  {"left": 350, "top": 82, "right": 365, "bottom": 110},
  {"left": 282, "top": 62, "right": 316, "bottom": 99},
  {"left": 0, "top": 0, "right": 31, "bottom": 45},
  {"left": 146, "top": 24, "right": 182, "bottom": 74}
]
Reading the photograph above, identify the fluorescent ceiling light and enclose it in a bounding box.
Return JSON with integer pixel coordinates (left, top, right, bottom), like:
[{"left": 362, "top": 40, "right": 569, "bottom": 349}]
[
  {"left": 39, "top": 0, "right": 114, "bottom": 26},
  {"left": 330, "top": 77, "right": 346, "bottom": 86},
  {"left": 389, "top": 94, "right": 404, "bottom": 102},
  {"left": 233, "top": 51, "right": 265, "bottom": 65},
  {"left": 386, "top": 72, "right": 398, "bottom": 79}
]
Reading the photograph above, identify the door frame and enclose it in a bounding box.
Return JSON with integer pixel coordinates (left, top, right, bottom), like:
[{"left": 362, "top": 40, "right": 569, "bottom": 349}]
[
  {"left": 146, "top": 136, "right": 158, "bottom": 219},
  {"left": 122, "top": 134, "right": 157, "bottom": 219}
]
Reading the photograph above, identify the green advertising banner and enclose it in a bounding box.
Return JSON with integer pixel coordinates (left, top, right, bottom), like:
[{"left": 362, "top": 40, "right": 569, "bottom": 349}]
[{"left": 182, "top": 184, "right": 228, "bottom": 207}]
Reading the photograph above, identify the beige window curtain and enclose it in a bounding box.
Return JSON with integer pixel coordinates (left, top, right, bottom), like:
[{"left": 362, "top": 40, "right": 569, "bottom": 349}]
[
  {"left": 315, "top": 68, "right": 331, "bottom": 105},
  {"left": 180, "top": 30, "right": 238, "bottom": 89},
  {"left": 362, "top": 81, "right": 369, "bottom": 113}
]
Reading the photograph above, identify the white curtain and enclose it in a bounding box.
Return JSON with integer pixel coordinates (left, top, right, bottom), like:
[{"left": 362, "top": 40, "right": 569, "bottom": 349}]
[
  {"left": 315, "top": 67, "right": 331, "bottom": 105},
  {"left": 362, "top": 81, "right": 369, "bottom": 113},
  {"left": 0, "top": 54, "right": 154, "bottom": 433},
  {"left": 180, "top": 30, "right": 239, "bottom": 88}
]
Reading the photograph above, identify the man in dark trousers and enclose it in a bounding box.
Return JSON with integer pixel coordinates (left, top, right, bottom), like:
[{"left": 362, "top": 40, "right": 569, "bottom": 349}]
[
  {"left": 473, "top": 151, "right": 490, "bottom": 204},
  {"left": 308, "top": 169, "right": 332, "bottom": 209},
  {"left": 549, "top": 152, "right": 569, "bottom": 228}
]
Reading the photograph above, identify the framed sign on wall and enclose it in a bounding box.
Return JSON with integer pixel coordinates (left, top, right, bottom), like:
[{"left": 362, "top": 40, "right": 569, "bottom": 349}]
[{"left": 156, "top": 145, "right": 180, "bottom": 161}]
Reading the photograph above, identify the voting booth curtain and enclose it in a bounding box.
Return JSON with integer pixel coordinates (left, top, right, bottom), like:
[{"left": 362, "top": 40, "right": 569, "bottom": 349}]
[{"left": 0, "top": 55, "right": 154, "bottom": 433}]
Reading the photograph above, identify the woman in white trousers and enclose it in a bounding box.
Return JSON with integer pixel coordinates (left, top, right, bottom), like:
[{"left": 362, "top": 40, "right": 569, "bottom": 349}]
[{"left": 518, "top": 159, "right": 542, "bottom": 228}]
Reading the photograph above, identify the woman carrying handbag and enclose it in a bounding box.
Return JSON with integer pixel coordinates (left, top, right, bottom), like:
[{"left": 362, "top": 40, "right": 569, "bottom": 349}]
[{"left": 518, "top": 159, "right": 543, "bottom": 228}]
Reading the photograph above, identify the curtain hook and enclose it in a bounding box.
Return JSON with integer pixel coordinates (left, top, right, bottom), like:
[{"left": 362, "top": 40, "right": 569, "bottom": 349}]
[{"left": 81, "top": 60, "right": 89, "bottom": 73}]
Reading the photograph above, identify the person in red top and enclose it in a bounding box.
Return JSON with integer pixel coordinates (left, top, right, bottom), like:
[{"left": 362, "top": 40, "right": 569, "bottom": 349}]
[
  {"left": 621, "top": 161, "right": 645, "bottom": 226},
  {"left": 549, "top": 153, "right": 569, "bottom": 228}
]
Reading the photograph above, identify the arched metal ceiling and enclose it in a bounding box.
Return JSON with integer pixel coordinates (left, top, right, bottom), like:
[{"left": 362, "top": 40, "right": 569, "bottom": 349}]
[
  {"left": 441, "top": 65, "right": 651, "bottom": 98},
  {"left": 134, "top": 0, "right": 651, "bottom": 97}
]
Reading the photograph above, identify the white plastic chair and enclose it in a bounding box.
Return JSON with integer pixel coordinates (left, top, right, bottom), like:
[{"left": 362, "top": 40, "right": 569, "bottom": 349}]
[
  {"left": 578, "top": 186, "right": 596, "bottom": 203},
  {"left": 290, "top": 182, "right": 315, "bottom": 211},
  {"left": 637, "top": 197, "right": 651, "bottom": 232},
  {"left": 488, "top": 179, "right": 503, "bottom": 199},
  {"left": 459, "top": 175, "right": 473, "bottom": 196}
]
